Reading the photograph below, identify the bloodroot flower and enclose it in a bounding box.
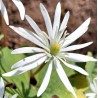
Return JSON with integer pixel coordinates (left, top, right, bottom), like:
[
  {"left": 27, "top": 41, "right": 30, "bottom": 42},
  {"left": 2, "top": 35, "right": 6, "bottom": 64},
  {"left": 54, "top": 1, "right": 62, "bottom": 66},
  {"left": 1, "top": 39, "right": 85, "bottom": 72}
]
[
  {"left": 0, "top": 0, "right": 25, "bottom": 25},
  {"left": 0, "top": 78, "right": 18, "bottom": 98},
  {"left": 3, "top": 2, "right": 96, "bottom": 98}
]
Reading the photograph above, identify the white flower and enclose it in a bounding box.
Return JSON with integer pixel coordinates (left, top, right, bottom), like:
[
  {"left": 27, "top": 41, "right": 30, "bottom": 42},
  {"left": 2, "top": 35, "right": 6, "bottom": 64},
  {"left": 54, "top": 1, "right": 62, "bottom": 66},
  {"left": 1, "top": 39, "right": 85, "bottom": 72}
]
[
  {"left": 85, "top": 77, "right": 97, "bottom": 98},
  {"left": 0, "top": 77, "right": 18, "bottom": 98},
  {"left": 2, "top": 2, "right": 96, "bottom": 98},
  {"left": 0, "top": 0, "right": 25, "bottom": 25}
]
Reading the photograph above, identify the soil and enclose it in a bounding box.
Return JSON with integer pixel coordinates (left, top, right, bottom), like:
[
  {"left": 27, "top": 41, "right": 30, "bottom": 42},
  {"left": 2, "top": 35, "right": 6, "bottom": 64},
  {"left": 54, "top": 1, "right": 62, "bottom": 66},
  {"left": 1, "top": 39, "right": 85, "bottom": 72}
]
[{"left": 0, "top": 0, "right": 97, "bottom": 55}]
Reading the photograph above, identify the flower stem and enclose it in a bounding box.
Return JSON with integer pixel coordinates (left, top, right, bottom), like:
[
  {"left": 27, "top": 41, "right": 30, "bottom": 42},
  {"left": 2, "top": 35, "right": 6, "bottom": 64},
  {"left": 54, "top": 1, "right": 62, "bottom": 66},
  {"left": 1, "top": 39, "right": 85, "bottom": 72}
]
[{"left": 30, "top": 63, "right": 46, "bottom": 78}]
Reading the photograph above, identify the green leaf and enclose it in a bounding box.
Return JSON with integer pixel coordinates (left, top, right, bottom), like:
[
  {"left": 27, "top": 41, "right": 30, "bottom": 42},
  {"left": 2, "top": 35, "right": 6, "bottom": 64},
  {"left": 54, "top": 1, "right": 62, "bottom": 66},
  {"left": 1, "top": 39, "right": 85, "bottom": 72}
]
[
  {"left": 0, "top": 47, "right": 32, "bottom": 98},
  {"left": 85, "top": 52, "right": 96, "bottom": 74},
  {"left": 69, "top": 74, "right": 88, "bottom": 90},
  {"left": 85, "top": 52, "right": 97, "bottom": 82}
]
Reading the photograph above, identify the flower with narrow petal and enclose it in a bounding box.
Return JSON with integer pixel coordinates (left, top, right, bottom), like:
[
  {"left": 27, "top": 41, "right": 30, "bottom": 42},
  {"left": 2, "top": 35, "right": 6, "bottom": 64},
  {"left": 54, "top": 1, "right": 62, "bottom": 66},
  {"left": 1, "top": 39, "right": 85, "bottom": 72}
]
[
  {"left": 85, "top": 77, "right": 97, "bottom": 98},
  {"left": 0, "top": 0, "right": 25, "bottom": 25},
  {"left": 3, "top": 2, "right": 96, "bottom": 98},
  {"left": 0, "top": 77, "right": 18, "bottom": 98}
]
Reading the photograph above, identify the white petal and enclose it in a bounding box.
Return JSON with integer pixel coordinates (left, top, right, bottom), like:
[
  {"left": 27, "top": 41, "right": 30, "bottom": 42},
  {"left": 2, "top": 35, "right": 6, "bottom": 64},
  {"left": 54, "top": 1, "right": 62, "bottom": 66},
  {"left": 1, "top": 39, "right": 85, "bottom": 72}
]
[
  {"left": 1, "top": 0, "right": 9, "bottom": 25},
  {"left": 54, "top": 58, "right": 77, "bottom": 98},
  {"left": 25, "top": 15, "right": 42, "bottom": 35},
  {"left": 62, "top": 18, "right": 91, "bottom": 47},
  {"left": 61, "top": 42, "right": 93, "bottom": 52},
  {"left": 93, "top": 78, "right": 97, "bottom": 92},
  {"left": 65, "top": 53, "right": 96, "bottom": 62},
  {"left": 90, "top": 83, "right": 96, "bottom": 92},
  {"left": 86, "top": 95, "right": 96, "bottom": 98},
  {"left": 85, "top": 93, "right": 96, "bottom": 98},
  {"left": 0, "top": 78, "right": 4, "bottom": 98},
  {"left": 40, "top": 3, "right": 52, "bottom": 38},
  {"left": 0, "top": 34, "right": 4, "bottom": 40},
  {"left": 57, "top": 11, "right": 70, "bottom": 42},
  {"left": 9, "top": 26, "right": 49, "bottom": 50},
  {"left": 4, "top": 94, "right": 9, "bottom": 98},
  {"left": 11, "top": 94, "right": 18, "bottom": 98},
  {"left": 12, "top": 0, "right": 25, "bottom": 20},
  {"left": 37, "top": 61, "right": 52, "bottom": 97},
  {"left": 52, "top": 2, "right": 61, "bottom": 38},
  {"left": 30, "top": 31, "right": 48, "bottom": 47},
  {"left": 25, "top": 15, "right": 49, "bottom": 47},
  {"left": 11, "top": 53, "right": 46, "bottom": 69},
  {"left": 0, "top": 0, "right": 1, "bottom": 10},
  {"left": 59, "top": 11, "right": 70, "bottom": 36},
  {"left": 11, "top": 47, "right": 45, "bottom": 54},
  {"left": 3, "top": 68, "right": 25, "bottom": 77},
  {"left": 39, "top": 31, "right": 50, "bottom": 47},
  {"left": 3, "top": 56, "right": 47, "bottom": 76},
  {"left": 59, "top": 58, "right": 88, "bottom": 76}
]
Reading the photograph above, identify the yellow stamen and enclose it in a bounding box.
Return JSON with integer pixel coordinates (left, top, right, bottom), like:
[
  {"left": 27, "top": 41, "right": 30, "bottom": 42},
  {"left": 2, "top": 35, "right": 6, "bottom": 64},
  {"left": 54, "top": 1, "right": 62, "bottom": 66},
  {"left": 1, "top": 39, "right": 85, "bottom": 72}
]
[{"left": 50, "top": 43, "right": 61, "bottom": 55}]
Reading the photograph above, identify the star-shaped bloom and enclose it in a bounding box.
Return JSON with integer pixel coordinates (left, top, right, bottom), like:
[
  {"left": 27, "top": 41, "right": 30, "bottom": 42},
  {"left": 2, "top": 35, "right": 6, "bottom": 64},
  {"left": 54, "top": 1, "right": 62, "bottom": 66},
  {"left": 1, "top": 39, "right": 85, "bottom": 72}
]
[
  {"left": 85, "top": 77, "right": 97, "bottom": 98},
  {"left": 3, "top": 2, "right": 96, "bottom": 98},
  {"left": 0, "top": 78, "right": 18, "bottom": 98},
  {"left": 0, "top": 0, "right": 25, "bottom": 25}
]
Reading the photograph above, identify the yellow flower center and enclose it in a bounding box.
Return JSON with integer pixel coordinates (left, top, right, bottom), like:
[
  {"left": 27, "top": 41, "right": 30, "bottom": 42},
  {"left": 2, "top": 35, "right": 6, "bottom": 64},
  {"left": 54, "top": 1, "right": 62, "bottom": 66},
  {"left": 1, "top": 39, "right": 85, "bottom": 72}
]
[{"left": 50, "top": 43, "right": 61, "bottom": 55}]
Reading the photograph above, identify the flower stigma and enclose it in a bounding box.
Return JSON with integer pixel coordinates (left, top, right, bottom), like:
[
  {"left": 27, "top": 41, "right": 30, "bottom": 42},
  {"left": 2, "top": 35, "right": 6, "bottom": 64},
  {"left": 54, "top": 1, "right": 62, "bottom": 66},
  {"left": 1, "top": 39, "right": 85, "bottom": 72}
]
[{"left": 50, "top": 43, "right": 61, "bottom": 55}]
